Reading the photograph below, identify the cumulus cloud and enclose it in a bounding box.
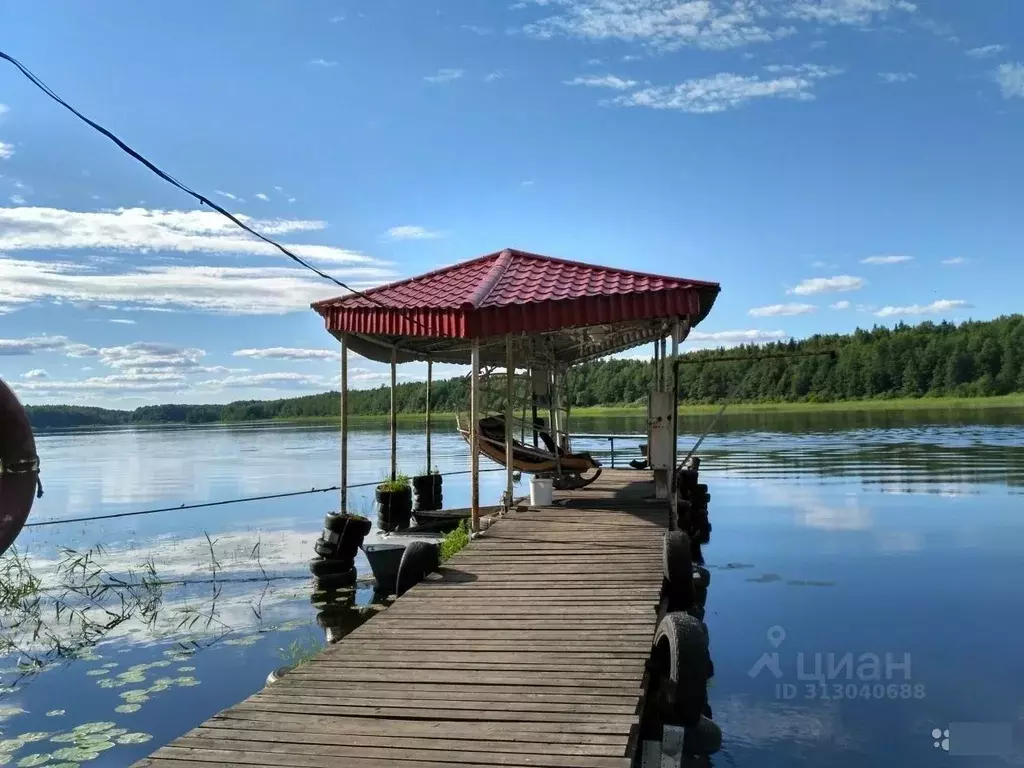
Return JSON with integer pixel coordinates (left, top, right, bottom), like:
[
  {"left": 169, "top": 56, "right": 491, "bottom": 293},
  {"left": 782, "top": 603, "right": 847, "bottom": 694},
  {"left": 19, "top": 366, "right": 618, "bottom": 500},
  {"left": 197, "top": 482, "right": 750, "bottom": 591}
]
[
  {"left": 941, "top": 257, "right": 966, "bottom": 265},
  {"left": 995, "top": 62, "right": 1024, "bottom": 99},
  {"left": 97, "top": 342, "right": 207, "bottom": 374},
  {"left": 688, "top": 329, "right": 789, "bottom": 349},
  {"left": 878, "top": 72, "right": 917, "bottom": 83},
  {"left": 0, "top": 207, "right": 377, "bottom": 265},
  {"left": 109, "top": 318, "right": 137, "bottom": 324},
  {"left": 608, "top": 65, "right": 842, "bottom": 113},
  {"left": 789, "top": 275, "right": 866, "bottom": 295},
  {"left": 874, "top": 299, "right": 972, "bottom": 317},
  {"left": 0, "top": 141, "right": 13, "bottom": 160},
  {"left": 0, "top": 335, "right": 93, "bottom": 356},
  {"left": 483, "top": 71, "right": 506, "bottom": 82},
  {"left": 386, "top": 225, "right": 445, "bottom": 240},
  {"left": 308, "top": 59, "right": 338, "bottom": 67},
  {"left": 861, "top": 254, "right": 912, "bottom": 264},
  {"left": 234, "top": 347, "right": 336, "bottom": 361},
  {"left": 254, "top": 193, "right": 270, "bottom": 201},
  {"left": 0, "top": 256, "right": 390, "bottom": 316},
  {"left": 785, "top": 0, "right": 916, "bottom": 26},
  {"left": 23, "top": 369, "right": 48, "bottom": 379},
  {"left": 424, "top": 69, "right": 465, "bottom": 83},
  {"left": 195, "top": 372, "right": 329, "bottom": 390},
  {"left": 748, "top": 303, "right": 816, "bottom": 317},
  {"left": 565, "top": 75, "right": 639, "bottom": 90},
  {"left": 966, "top": 45, "right": 1005, "bottom": 58},
  {"left": 831, "top": 300, "right": 851, "bottom": 310}
]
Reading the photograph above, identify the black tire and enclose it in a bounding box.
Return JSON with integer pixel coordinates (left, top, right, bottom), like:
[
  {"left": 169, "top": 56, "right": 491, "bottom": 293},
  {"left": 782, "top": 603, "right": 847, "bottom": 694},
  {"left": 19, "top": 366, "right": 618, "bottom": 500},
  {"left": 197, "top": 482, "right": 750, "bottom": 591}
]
[
  {"left": 395, "top": 541, "right": 440, "bottom": 597},
  {"left": 652, "top": 612, "right": 711, "bottom": 728},
  {"left": 682, "top": 715, "right": 722, "bottom": 756},
  {"left": 266, "top": 665, "right": 291, "bottom": 685},
  {"left": 694, "top": 565, "right": 711, "bottom": 590},
  {"left": 314, "top": 567, "right": 357, "bottom": 590},
  {"left": 323, "top": 513, "right": 372, "bottom": 538},
  {"left": 314, "top": 537, "right": 358, "bottom": 561},
  {"left": 310, "top": 557, "right": 355, "bottom": 576},
  {"left": 663, "top": 532, "right": 696, "bottom": 607},
  {"left": 313, "top": 538, "right": 335, "bottom": 558}
]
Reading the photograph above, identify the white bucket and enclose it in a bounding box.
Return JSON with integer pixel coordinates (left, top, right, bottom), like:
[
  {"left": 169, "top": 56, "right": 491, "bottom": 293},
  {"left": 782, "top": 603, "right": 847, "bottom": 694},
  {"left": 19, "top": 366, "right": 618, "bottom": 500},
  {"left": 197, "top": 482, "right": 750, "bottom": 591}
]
[{"left": 530, "top": 477, "right": 554, "bottom": 506}]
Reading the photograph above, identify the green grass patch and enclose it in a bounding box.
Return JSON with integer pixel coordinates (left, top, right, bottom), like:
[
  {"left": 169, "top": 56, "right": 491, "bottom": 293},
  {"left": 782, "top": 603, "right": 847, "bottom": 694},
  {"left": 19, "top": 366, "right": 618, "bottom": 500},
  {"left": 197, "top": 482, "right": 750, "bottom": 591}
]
[
  {"left": 378, "top": 473, "right": 410, "bottom": 492},
  {"left": 439, "top": 520, "right": 470, "bottom": 563}
]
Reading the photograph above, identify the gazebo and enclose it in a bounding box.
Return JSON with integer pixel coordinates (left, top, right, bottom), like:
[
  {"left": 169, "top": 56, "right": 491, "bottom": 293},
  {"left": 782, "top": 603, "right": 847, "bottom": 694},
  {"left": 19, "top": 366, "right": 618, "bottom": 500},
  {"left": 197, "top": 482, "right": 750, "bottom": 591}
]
[{"left": 312, "top": 248, "right": 720, "bottom": 529}]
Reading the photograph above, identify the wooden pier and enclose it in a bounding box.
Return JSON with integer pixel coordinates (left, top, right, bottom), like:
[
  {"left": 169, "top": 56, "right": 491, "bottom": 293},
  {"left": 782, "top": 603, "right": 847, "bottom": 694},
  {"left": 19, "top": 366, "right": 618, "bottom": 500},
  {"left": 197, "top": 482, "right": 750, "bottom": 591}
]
[{"left": 136, "top": 470, "right": 667, "bottom": 768}]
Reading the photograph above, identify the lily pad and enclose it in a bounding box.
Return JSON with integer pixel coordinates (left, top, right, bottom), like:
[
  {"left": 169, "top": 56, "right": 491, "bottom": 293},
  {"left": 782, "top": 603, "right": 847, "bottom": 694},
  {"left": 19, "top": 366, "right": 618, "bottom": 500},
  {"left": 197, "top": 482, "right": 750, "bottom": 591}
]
[
  {"left": 223, "top": 635, "right": 261, "bottom": 647},
  {"left": 84, "top": 670, "right": 109, "bottom": 677},
  {"left": 101, "top": 663, "right": 119, "bottom": 669},
  {"left": 51, "top": 746, "right": 100, "bottom": 761},
  {"left": 17, "top": 735, "right": 49, "bottom": 744},
  {"left": 0, "top": 706, "right": 26, "bottom": 721},
  {"left": 46, "top": 710, "right": 66, "bottom": 717},
  {"left": 48, "top": 734, "right": 79, "bottom": 744},
  {"left": 47, "top": 764, "right": 82, "bottom": 768},
  {"left": 114, "top": 704, "right": 141, "bottom": 714},
  {"left": 16, "top": 754, "right": 50, "bottom": 767},
  {"left": 71, "top": 723, "right": 115, "bottom": 736},
  {"left": 176, "top": 666, "right": 196, "bottom": 672},
  {"left": 115, "top": 732, "right": 152, "bottom": 745},
  {"left": 119, "top": 690, "right": 150, "bottom": 704},
  {"left": 148, "top": 661, "right": 171, "bottom": 668},
  {"left": 174, "top": 676, "right": 199, "bottom": 687}
]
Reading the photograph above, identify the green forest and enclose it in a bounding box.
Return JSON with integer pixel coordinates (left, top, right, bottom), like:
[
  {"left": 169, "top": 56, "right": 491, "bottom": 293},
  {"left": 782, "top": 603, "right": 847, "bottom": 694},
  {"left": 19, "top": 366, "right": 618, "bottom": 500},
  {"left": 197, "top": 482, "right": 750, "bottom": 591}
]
[{"left": 24, "top": 315, "right": 1024, "bottom": 429}]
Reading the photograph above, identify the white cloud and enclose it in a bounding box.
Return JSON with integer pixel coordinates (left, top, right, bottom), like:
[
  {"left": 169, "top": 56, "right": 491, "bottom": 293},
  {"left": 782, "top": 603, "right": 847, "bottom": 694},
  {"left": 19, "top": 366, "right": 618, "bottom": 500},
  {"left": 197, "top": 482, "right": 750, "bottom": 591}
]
[
  {"left": 254, "top": 193, "right": 270, "bottom": 201},
  {"left": 309, "top": 58, "right": 338, "bottom": 67},
  {"left": 234, "top": 347, "right": 336, "bottom": 362},
  {"left": 622, "top": 54, "right": 642, "bottom": 62},
  {"left": 97, "top": 342, "right": 207, "bottom": 374},
  {"left": 609, "top": 65, "right": 842, "bottom": 113},
  {"left": 784, "top": 0, "right": 916, "bottom": 26},
  {"left": 424, "top": 69, "right": 465, "bottom": 83},
  {"left": 688, "top": 329, "right": 789, "bottom": 349},
  {"left": 522, "top": 0, "right": 798, "bottom": 51},
  {"left": 966, "top": 45, "right": 1005, "bottom": 59},
  {"left": 565, "top": 74, "right": 638, "bottom": 90},
  {"left": 874, "top": 299, "right": 972, "bottom": 317},
  {"left": 995, "top": 62, "right": 1024, "bottom": 99},
  {"left": 9, "top": 194, "right": 25, "bottom": 204},
  {"left": 789, "top": 275, "right": 866, "bottom": 295},
  {"left": 0, "top": 141, "right": 12, "bottom": 160},
  {"left": 17, "top": 372, "right": 191, "bottom": 395},
  {"left": 461, "top": 24, "right": 493, "bottom": 35},
  {"left": 878, "top": 72, "right": 917, "bottom": 83},
  {"left": 521, "top": 180, "right": 535, "bottom": 186},
  {"left": 213, "top": 190, "right": 239, "bottom": 201},
  {"left": 0, "top": 335, "right": 87, "bottom": 356},
  {"left": 941, "top": 257, "right": 966, "bottom": 265},
  {"left": 0, "top": 256, "right": 389, "bottom": 316},
  {"left": 329, "top": 15, "right": 345, "bottom": 23},
  {"left": 196, "top": 372, "right": 328, "bottom": 390},
  {"left": 483, "top": 71, "right": 506, "bottom": 82},
  {"left": 109, "top": 318, "right": 137, "bottom": 324},
  {"left": 831, "top": 300, "right": 851, "bottom": 310},
  {"left": 386, "top": 225, "right": 444, "bottom": 240},
  {"left": 0, "top": 207, "right": 376, "bottom": 265},
  {"left": 861, "top": 254, "right": 912, "bottom": 264},
  {"left": 748, "top": 303, "right": 816, "bottom": 317},
  {"left": 23, "top": 369, "right": 48, "bottom": 379}
]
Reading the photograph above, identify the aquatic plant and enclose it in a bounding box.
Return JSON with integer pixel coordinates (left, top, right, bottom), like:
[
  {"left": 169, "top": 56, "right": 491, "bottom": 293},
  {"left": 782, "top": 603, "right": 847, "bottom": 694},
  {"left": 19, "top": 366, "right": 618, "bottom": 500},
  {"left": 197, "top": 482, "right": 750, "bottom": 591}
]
[
  {"left": 378, "top": 473, "right": 410, "bottom": 492},
  {"left": 279, "top": 634, "right": 324, "bottom": 668},
  {"left": 439, "top": 519, "right": 470, "bottom": 562}
]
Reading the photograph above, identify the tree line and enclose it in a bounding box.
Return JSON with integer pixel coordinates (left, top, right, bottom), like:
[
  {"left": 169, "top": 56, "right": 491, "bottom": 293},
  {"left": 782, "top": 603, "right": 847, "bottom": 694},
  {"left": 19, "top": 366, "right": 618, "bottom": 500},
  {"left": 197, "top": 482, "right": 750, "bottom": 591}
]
[{"left": 23, "top": 315, "right": 1024, "bottom": 428}]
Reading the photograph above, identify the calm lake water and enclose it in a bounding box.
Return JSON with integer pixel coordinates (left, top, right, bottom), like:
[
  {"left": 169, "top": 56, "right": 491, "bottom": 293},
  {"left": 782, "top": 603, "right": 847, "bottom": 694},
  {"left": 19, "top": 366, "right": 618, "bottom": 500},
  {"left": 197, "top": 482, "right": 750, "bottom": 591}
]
[{"left": 2, "top": 410, "right": 1023, "bottom": 766}]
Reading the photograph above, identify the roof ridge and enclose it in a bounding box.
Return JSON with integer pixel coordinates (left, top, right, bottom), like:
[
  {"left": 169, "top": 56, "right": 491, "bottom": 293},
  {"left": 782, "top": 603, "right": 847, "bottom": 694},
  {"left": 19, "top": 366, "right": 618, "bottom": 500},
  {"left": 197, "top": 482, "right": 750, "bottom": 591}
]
[
  {"left": 506, "top": 248, "right": 720, "bottom": 290},
  {"left": 464, "top": 248, "right": 514, "bottom": 309}
]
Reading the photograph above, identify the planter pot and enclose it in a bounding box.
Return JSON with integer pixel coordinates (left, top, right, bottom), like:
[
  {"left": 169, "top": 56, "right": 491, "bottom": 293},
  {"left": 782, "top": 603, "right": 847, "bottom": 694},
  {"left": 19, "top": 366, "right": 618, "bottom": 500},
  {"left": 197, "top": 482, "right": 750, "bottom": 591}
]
[
  {"left": 362, "top": 543, "right": 406, "bottom": 595},
  {"left": 413, "top": 474, "right": 443, "bottom": 513},
  {"left": 376, "top": 485, "right": 412, "bottom": 531}
]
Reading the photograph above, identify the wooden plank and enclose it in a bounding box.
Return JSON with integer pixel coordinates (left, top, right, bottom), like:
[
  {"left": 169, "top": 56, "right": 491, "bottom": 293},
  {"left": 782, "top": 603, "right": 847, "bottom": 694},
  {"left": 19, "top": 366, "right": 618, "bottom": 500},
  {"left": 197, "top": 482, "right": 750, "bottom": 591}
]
[
  {"left": 262, "top": 684, "right": 641, "bottom": 704},
  {"left": 309, "top": 660, "right": 646, "bottom": 673},
  {"left": 252, "top": 694, "right": 639, "bottom": 715},
  {"left": 228, "top": 701, "right": 638, "bottom": 723},
  {"left": 281, "top": 669, "right": 643, "bottom": 689}
]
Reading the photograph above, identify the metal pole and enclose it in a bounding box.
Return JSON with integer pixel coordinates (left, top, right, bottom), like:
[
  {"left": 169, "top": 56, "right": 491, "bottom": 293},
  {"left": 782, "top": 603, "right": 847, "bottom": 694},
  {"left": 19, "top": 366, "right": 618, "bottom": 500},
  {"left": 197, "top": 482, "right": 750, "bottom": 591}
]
[
  {"left": 531, "top": 369, "right": 539, "bottom": 449},
  {"left": 660, "top": 336, "right": 667, "bottom": 390},
  {"left": 610, "top": 437, "right": 615, "bottom": 468},
  {"left": 470, "top": 340, "right": 480, "bottom": 532},
  {"left": 425, "top": 356, "right": 432, "bottom": 473},
  {"left": 505, "top": 335, "right": 514, "bottom": 511},
  {"left": 340, "top": 335, "right": 348, "bottom": 513},
  {"left": 390, "top": 346, "right": 397, "bottom": 482},
  {"left": 548, "top": 367, "right": 560, "bottom": 477},
  {"left": 670, "top": 319, "right": 681, "bottom": 526}
]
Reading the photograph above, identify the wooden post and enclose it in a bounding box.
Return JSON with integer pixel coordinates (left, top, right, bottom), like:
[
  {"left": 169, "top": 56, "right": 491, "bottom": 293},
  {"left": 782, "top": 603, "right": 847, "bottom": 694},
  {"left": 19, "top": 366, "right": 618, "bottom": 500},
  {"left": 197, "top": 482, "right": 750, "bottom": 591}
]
[
  {"left": 390, "top": 345, "right": 397, "bottom": 482},
  {"left": 660, "top": 336, "right": 667, "bottom": 390},
  {"left": 670, "top": 319, "right": 681, "bottom": 525},
  {"left": 530, "top": 367, "right": 539, "bottom": 449},
  {"left": 470, "top": 340, "right": 480, "bottom": 532},
  {"left": 340, "top": 334, "right": 348, "bottom": 513},
  {"left": 505, "top": 335, "right": 514, "bottom": 511},
  {"left": 425, "top": 356, "right": 432, "bottom": 473}
]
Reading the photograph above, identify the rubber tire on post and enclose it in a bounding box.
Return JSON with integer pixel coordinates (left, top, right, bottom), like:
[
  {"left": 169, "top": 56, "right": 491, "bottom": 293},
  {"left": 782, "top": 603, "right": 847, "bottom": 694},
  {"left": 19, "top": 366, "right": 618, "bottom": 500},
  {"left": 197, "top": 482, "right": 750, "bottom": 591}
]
[
  {"left": 315, "top": 537, "right": 360, "bottom": 563},
  {"left": 694, "top": 565, "right": 711, "bottom": 590},
  {"left": 266, "top": 666, "right": 291, "bottom": 685},
  {"left": 324, "top": 513, "right": 372, "bottom": 538},
  {"left": 682, "top": 715, "right": 722, "bottom": 756},
  {"left": 314, "top": 567, "right": 357, "bottom": 591},
  {"left": 310, "top": 557, "right": 355, "bottom": 576},
  {"left": 395, "top": 541, "right": 440, "bottom": 597},
  {"left": 652, "top": 612, "right": 712, "bottom": 728},
  {"left": 663, "top": 531, "right": 696, "bottom": 608}
]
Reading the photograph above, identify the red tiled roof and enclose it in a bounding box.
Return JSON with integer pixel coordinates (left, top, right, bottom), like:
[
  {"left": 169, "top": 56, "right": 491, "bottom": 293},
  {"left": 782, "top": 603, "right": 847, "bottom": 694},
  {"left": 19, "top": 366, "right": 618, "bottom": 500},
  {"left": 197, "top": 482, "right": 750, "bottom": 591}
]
[{"left": 312, "top": 248, "right": 720, "bottom": 340}]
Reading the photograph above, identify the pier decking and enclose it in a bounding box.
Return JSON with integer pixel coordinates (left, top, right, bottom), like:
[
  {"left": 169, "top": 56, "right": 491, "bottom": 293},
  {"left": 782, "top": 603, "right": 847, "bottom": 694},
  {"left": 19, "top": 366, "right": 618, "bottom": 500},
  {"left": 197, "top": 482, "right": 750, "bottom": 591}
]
[{"left": 136, "top": 470, "right": 667, "bottom": 768}]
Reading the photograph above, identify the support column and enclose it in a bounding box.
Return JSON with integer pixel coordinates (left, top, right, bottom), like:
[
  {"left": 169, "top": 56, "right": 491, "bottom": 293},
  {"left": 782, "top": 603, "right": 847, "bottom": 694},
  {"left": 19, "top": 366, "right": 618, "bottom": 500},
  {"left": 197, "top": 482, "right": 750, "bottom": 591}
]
[
  {"left": 670, "top": 319, "right": 681, "bottom": 524},
  {"left": 659, "top": 336, "right": 667, "bottom": 390},
  {"left": 340, "top": 334, "right": 348, "bottom": 513},
  {"left": 470, "top": 340, "right": 481, "bottom": 532},
  {"left": 425, "top": 356, "right": 432, "bottom": 473},
  {"left": 390, "top": 346, "right": 397, "bottom": 482},
  {"left": 504, "top": 335, "right": 514, "bottom": 511}
]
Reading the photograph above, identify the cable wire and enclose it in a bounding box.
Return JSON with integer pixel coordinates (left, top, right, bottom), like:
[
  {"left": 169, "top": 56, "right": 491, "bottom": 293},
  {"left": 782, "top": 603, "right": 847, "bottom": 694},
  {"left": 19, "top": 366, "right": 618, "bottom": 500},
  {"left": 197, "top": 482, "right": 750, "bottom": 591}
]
[{"left": 0, "top": 49, "right": 428, "bottom": 330}]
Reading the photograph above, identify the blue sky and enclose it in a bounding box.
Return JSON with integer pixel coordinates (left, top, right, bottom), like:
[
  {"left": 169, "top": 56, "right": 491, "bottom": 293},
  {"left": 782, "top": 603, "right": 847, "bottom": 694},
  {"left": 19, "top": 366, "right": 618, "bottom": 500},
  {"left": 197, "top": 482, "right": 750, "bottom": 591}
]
[{"left": 0, "top": 0, "right": 1021, "bottom": 408}]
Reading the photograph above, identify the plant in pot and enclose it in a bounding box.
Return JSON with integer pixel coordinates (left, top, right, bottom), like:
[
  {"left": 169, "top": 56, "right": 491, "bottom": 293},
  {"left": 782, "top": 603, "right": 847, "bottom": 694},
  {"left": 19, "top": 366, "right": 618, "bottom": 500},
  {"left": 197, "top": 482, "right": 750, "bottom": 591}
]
[
  {"left": 376, "top": 473, "right": 412, "bottom": 532},
  {"left": 412, "top": 466, "right": 443, "bottom": 515}
]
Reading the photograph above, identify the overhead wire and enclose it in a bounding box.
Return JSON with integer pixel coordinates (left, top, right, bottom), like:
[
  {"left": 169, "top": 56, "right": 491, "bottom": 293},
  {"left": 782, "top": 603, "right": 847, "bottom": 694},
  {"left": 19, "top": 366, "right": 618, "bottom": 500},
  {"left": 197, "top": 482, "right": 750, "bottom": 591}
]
[{"left": 0, "top": 49, "right": 429, "bottom": 331}]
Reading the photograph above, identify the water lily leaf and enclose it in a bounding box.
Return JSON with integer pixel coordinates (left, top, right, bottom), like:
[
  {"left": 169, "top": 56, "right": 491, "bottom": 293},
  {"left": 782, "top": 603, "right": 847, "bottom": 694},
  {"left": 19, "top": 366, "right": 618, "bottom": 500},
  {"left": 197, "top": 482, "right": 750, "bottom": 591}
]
[
  {"left": 71, "top": 723, "right": 115, "bottom": 736},
  {"left": 115, "top": 733, "right": 152, "bottom": 745},
  {"left": 148, "top": 661, "right": 171, "bottom": 668},
  {"left": 114, "top": 704, "right": 141, "bottom": 714},
  {"left": 0, "top": 706, "right": 26, "bottom": 721},
  {"left": 17, "top": 735, "right": 50, "bottom": 744},
  {"left": 176, "top": 666, "right": 196, "bottom": 672},
  {"left": 76, "top": 740, "right": 114, "bottom": 752},
  {"left": 16, "top": 754, "right": 50, "bottom": 767},
  {"left": 174, "top": 676, "right": 199, "bottom": 687},
  {"left": 118, "top": 691, "right": 150, "bottom": 704},
  {"left": 48, "top": 734, "right": 79, "bottom": 743},
  {"left": 101, "top": 663, "right": 119, "bottom": 669},
  {"left": 84, "top": 670, "right": 109, "bottom": 677},
  {"left": 47, "top": 764, "right": 82, "bottom": 768},
  {"left": 0, "top": 739, "right": 24, "bottom": 751},
  {"left": 223, "top": 635, "right": 261, "bottom": 646},
  {"left": 51, "top": 746, "right": 100, "bottom": 761},
  {"left": 46, "top": 710, "right": 66, "bottom": 717}
]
